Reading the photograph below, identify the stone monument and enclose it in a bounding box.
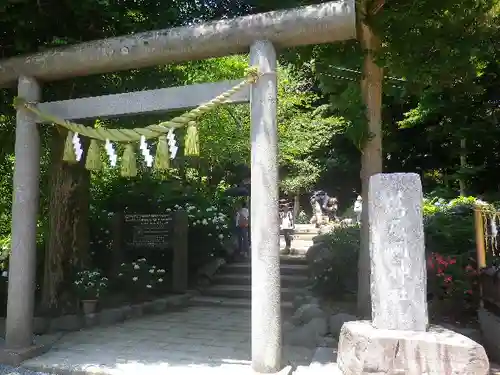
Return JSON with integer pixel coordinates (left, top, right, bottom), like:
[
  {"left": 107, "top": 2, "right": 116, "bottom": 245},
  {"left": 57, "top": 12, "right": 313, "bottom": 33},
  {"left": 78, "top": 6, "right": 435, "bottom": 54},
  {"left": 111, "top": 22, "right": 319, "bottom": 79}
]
[{"left": 336, "top": 173, "right": 489, "bottom": 375}]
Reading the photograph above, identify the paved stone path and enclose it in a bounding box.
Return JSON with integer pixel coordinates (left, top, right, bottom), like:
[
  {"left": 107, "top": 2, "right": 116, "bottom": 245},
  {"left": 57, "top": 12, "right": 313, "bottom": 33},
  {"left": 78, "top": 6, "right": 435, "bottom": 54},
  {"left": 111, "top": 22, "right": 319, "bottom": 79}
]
[{"left": 21, "top": 306, "right": 313, "bottom": 375}]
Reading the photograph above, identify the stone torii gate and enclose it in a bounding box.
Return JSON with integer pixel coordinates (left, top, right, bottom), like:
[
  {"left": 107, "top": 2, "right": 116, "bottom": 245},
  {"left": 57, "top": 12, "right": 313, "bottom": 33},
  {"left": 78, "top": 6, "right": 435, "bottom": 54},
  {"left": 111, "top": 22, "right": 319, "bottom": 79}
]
[{"left": 0, "top": 1, "right": 356, "bottom": 372}]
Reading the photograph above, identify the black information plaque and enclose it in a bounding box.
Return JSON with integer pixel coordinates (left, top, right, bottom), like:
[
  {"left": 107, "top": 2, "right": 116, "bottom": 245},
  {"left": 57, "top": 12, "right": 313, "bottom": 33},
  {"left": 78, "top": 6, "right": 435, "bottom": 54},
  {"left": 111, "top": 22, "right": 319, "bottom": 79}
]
[{"left": 123, "top": 214, "right": 173, "bottom": 250}]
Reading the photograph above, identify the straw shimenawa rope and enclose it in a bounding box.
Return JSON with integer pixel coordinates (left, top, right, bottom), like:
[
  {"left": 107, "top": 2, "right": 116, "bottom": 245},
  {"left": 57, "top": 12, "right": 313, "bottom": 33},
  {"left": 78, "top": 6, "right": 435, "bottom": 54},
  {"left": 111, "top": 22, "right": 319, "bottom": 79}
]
[
  {"left": 12, "top": 67, "right": 260, "bottom": 176},
  {"left": 13, "top": 67, "right": 260, "bottom": 143}
]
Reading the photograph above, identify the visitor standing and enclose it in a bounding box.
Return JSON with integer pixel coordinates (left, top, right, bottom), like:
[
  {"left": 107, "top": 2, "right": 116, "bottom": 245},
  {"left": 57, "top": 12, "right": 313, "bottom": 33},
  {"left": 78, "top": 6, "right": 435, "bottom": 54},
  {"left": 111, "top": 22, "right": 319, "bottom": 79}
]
[
  {"left": 353, "top": 195, "right": 362, "bottom": 224},
  {"left": 323, "top": 197, "right": 339, "bottom": 222},
  {"left": 280, "top": 203, "right": 294, "bottom": 255},
  {"left": 235, "top": 201, "right": 250, "bottom": 259},
  {"left": 310, "top": 190, "right": 330, "bottom": 227}
]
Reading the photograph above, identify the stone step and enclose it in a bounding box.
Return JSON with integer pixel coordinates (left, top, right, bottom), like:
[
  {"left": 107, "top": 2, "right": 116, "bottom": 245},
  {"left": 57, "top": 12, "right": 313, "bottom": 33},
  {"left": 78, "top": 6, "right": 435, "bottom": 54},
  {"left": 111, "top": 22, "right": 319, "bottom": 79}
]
[
  {"left": 212, "top": 273, "right": 309, "bottom": 288},
  {"left": 280, "top": 239, "right": 313, "bottom": 250},
  {"left": 280, "top": 233, "right": 317, "bottom": 241},
  {"left": 222, "top": 262, "right": 309, "bottom": 277},
  {"left": 279, "top": 255, "right": 308, "bottom": 265},
  {"left": 293, "top": 224, "right": 319, "bottom": 234},
  {"left": 202, "top": 284, "right": 300, "bottom": 301},
  {"left": 189, "top": 295, "right": 295, "bottom": 314}
]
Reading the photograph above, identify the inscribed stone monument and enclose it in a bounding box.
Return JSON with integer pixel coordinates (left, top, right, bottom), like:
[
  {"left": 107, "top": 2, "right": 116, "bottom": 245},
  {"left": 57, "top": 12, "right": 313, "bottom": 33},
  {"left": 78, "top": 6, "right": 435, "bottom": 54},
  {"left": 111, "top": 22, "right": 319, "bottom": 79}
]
[
  {"left": 368, "top": 173, "right": 427, "bottom": 331},
  {"left": 335, "top": 173, "right": 489, "bottom": 375}
]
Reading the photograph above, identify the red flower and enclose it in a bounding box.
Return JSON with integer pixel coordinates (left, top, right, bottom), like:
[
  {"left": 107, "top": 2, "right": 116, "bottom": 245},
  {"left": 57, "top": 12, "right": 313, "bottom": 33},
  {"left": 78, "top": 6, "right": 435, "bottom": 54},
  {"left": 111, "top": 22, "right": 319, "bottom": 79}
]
[{"left": 444, "top": 276, "right": 452, "bottom": 283}]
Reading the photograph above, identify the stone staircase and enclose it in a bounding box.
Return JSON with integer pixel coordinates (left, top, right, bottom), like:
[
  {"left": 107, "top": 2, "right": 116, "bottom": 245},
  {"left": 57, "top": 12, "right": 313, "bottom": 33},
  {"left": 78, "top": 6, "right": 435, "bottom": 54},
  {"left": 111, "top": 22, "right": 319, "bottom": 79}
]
[
  {"left": 191, "top": 224, "right": 319, "bottom": 313},
  {"left": 280, "top": 223, "right": 319, "bottom": 255}
]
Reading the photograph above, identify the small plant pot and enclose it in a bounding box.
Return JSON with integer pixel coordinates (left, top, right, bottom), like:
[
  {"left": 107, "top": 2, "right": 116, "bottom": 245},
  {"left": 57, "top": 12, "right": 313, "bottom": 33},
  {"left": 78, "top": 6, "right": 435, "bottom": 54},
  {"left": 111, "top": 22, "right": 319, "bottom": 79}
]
[{"left": 81, "top": 299, "right": 98, "bottom": 314}]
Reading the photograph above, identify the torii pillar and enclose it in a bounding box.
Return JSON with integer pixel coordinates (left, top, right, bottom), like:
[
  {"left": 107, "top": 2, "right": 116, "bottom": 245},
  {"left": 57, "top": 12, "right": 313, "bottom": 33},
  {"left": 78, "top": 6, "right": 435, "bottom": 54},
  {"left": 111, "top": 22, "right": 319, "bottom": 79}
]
[
  {"left": 6, "top": 76, "right": 41, "bottom": 349},
  {"left": 250, "top": 40, "right": 280, "bottom": 373}
]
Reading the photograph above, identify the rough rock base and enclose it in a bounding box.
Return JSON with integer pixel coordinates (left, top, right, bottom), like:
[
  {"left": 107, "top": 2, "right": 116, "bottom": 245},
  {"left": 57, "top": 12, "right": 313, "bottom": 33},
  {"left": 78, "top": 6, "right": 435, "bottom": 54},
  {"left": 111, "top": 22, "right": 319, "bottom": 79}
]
[{"left": 336, "top": 320, "right": 489, "bottom": 375}]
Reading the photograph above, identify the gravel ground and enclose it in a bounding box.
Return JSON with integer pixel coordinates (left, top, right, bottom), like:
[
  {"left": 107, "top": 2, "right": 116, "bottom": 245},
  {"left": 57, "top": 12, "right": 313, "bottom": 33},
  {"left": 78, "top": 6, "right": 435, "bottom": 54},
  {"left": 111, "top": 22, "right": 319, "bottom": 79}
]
[{"left": 0, "top": 365, "right": 49, "bottom": 375}]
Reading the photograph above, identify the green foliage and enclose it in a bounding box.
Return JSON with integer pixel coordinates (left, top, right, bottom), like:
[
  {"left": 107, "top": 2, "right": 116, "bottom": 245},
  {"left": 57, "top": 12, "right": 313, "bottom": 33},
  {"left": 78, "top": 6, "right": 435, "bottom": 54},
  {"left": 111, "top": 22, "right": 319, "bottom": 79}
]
[
  {"left": 310, "top": 225, "right": 360, "bottom": 299},
  {"left": 116, "top": 258, "right": 168, "bottom": 300},
  {"left": 423, "top": 196, "right": 484, "bottom": 256},
  {"left": 176, "top": 201, "right": 232, "bottom": 271},
  {"left": 313, "top": 196, "right": 483, "bottom": 311},
  {"left": 73, "top": 269, "right": 108, "bottom": 300},
  {"left": 295, "top": 211, "right": 309, "bottom": 224},
  {"left": 88, "top": 175, "right": 230, "bottom": 272}
]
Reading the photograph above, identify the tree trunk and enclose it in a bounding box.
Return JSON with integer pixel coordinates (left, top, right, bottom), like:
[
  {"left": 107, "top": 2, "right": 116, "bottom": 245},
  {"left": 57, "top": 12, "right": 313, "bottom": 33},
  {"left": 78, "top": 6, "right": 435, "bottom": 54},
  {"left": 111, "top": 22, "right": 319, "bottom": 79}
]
[
  {"left": 293, "top": 194, "right": 300, "bottom": 220},
  {"left": 41, "top": 129, "right": 90, "bottom": 313},
  {"left": 459, "top": 138, "right": 466, "bottom": 196},
  {"left": 356, "top": 3, "right": 384, "bottom": 318}
]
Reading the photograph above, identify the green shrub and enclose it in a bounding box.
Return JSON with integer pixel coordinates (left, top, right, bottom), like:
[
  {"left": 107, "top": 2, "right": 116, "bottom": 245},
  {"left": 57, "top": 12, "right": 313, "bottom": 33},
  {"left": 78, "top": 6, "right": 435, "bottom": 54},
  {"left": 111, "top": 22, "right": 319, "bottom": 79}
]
[
  {"left": 296, "top": 210, "right": 309, "bottom": 224},
  {"left": 116, "top": 258, "right": 168, "bottom": 300},
  {"left": 311, "top": 225, "right": 359, "bottom": 299},
  {"left": 313, "top": 196, "right": 484, "bottom": 307},
  {"left": 87, "top": 174, "right": 234, "bottom": 278},
  {"left": 423, "top": 196, "right": 481, "bottom": 256}
]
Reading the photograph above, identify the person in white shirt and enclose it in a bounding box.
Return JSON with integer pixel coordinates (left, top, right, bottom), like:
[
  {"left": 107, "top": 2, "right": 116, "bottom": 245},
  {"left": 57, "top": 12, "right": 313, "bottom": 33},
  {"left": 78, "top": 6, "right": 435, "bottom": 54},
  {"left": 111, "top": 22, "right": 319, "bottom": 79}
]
[
  {"left": 235, "top": 201, "right": 250, "bottom": 258},
  {"left": 280, "top": 203, "right": 294, "bottom": 255},
  {"left": 353, "top": 195, "right": 362, "bottom": 224}
]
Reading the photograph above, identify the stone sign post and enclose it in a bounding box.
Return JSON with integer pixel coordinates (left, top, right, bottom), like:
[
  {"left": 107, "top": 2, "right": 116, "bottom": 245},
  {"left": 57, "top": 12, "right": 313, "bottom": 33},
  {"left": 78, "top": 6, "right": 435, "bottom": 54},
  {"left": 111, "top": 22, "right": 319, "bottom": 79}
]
[
  {"left": 336, "top": 173, "right": 489, "bottom": 375},
  {"left": 368, "top": 173, "right": 428, "bottom": 331},
  {"left": 114, "top": 211, "right": 189, "bottom": 293}
]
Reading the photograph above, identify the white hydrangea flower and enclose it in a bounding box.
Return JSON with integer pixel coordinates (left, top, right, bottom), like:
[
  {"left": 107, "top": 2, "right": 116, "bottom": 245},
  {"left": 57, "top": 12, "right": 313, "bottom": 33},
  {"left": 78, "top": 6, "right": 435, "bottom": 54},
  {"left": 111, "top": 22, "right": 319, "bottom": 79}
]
[
  {"left": 158, "top": 278, "right": 163, "bottom": 283},
  {"left": 219, "top": 234, "right": 224, "bottom": 239},
  {"left": 134, "top": 264, "right": 140, "bottom": 270},
  {"left": 146, "top": 284, "right": 152, "bottom": 289},
  {"left": 132, "top": 277, "right": 138, "bottom": 281}
]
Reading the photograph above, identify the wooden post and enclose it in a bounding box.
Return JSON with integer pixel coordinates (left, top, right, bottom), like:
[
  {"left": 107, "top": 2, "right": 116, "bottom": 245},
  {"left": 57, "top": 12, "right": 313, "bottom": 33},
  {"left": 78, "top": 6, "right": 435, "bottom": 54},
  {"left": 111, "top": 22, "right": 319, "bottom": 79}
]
[
  {"left": 110, "top": 212, "right": 124, "bottom": 276},
  {"left": 357, "top": 0, "right": 384, "bottom": 318},
  {"left": 474, "top": 207, "right": 487, "bottom": 307},
  {"left": 172, "top": 210, "right": 188, "bottom": 293},
  {"left": 474, "top": 207, "right": 487, "bottom": 270}
]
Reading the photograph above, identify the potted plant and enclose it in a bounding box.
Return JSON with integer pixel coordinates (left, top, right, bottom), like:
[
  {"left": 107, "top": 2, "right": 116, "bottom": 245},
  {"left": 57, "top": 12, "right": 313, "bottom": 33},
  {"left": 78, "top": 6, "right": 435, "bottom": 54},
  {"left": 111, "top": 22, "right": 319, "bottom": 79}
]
[{"left": 74, "top": 269, "right": 108, "bottom": 314}]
